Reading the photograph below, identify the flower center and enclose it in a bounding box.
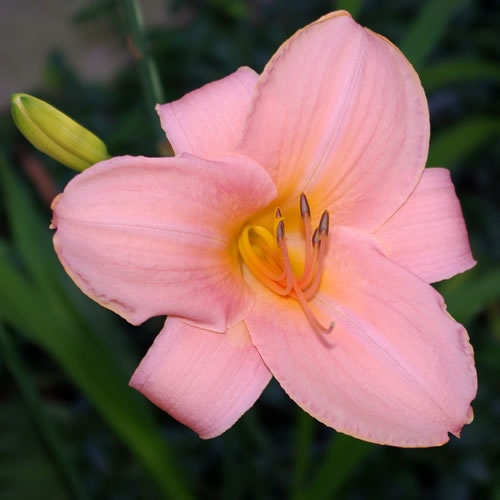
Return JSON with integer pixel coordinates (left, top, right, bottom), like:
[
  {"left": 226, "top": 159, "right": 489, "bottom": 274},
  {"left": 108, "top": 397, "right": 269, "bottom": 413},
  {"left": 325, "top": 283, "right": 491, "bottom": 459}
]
[{"left": 238, "top": 194, "right": 333, "bottom": 344}]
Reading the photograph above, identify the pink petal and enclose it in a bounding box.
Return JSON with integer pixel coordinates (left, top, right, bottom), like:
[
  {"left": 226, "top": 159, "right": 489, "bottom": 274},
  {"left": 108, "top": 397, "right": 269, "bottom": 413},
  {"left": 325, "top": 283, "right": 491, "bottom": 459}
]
[
  {"left": 52, "top": 153, "right": 277, "bottom": 330},
  {"left": 130, "top": 318, "right": 271, "bottom": 438},
  {"left": 374, "top": 168, "right": 476, "bottom": 283},
  {"left": 245, "top": 226, "right": 476, "bottom": 446},
  {"left": 156, "top": 66, "right": 258, "bottom": 158},
  {"left": 237, "top": 11, "right": 429, "bottom": 231}
]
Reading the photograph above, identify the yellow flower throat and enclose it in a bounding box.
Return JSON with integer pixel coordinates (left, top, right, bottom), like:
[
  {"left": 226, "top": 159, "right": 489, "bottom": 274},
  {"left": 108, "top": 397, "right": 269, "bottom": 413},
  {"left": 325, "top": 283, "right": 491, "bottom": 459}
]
[{"left": 238, "top": 194, "right": 333, "bottom": 342}]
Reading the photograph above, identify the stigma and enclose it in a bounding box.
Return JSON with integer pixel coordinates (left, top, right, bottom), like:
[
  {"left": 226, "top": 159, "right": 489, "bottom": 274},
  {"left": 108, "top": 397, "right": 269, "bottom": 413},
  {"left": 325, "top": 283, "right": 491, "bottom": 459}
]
[{"left": 238, "top": 194, "right": 334, "bottom": 344}]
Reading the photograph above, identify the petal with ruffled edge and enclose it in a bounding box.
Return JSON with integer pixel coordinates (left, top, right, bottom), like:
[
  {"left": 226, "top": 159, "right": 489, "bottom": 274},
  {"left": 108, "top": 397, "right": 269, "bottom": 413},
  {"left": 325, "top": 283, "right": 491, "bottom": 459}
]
[
  {"left": 52, "top": 153, "right": 277, "bottom": 330},
  {"left": 237, "top": 11, "right": 429, "bottom": 232},
  {"left": 374, "top": 168, "right": 476, "bottom": 283},
  {"left": 245, "top": 226, "right": 476, "bottom": 447},
  {"left": 130, "top": 318, "right": 271, "bottom": 438},
  {"left": 156, "top": 66, "right": 258, "bottom": 158}
]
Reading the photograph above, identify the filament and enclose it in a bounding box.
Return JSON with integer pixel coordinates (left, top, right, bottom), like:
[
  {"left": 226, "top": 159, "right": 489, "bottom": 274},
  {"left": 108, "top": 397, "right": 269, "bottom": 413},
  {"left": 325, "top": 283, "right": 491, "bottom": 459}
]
[{"left": 238, "top": 194, "right": 334, "bottom": 342}]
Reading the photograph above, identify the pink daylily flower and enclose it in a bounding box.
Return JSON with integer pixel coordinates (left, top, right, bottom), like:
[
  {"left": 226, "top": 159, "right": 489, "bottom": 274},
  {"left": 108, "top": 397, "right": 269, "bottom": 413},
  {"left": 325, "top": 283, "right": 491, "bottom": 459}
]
[{"left": 51, "top": 11, "right": 477, "bottom": 446}]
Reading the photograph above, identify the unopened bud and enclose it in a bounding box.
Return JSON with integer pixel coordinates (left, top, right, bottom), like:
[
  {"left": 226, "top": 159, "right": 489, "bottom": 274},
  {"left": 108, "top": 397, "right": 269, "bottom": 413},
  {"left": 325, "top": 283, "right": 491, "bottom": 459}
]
[{"left": 11, "top": 93, "right": 110, "bottom": 171}]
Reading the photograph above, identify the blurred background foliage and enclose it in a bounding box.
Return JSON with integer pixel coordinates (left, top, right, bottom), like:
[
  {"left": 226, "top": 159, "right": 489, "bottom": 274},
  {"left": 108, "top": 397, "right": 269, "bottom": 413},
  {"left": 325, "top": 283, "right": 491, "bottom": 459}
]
[{"left": 0, "top": 0, "right": 499, "bottom": 499}]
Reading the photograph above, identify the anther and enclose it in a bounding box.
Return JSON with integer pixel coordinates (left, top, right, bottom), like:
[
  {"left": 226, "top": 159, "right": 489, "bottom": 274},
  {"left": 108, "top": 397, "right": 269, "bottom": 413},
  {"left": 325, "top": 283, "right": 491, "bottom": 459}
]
[
  {"left": 299, "top": 194, "right": 313, "bottom": 286},
  {"left": 300, "top": 193, "right": 311, "bottom": 219},
  {"left": 276, "top": 219, "right": 285, "bottom": 243},
  {"left": 319, "top": 210, "right": 329, "bottom": 238},
  {"left": 238, "top": 201, "right": 334, "bottom": 347},
  {"left": 312, "top": 227, "right": 319, "bottom": 246}
]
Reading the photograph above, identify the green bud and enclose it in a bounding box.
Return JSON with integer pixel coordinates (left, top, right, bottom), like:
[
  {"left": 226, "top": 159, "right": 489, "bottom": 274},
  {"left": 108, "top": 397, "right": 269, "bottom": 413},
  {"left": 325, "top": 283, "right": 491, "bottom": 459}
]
[{"left": 11, "top": 93, "right": 110, "bottom": 171}]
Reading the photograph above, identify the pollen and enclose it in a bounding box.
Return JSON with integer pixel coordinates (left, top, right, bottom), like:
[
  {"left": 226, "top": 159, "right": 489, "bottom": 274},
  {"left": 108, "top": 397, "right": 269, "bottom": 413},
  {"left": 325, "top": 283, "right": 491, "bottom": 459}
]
[{"left": 238, "top": 194, "right": 334, "bottom": 345}]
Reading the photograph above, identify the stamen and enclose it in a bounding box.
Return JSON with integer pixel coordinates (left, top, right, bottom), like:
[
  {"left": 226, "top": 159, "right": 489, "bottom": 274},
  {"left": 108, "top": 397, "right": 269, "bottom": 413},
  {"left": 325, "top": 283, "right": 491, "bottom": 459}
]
[
  {"left": 238, "top": 200, "right": 333, "bottom": 345},
  {"left": 273, "top": 207, "right": 285, "bottom": 246},
  {"left": 300, "top": 193, "right": 311, "bottom": 219},
  {"left": 303, "top": 210, "right": 330, "bottom": 298},
  {"left": 249, "top": 267, "right": 291, "bottom": 296},
  {"left": 293, "top": 281, "right": 334, "bottom": 347},
  {"left": 277, "top": 220, "right": 294, "bottom": 296},
  {"left": 319, "top": 210, "right": 329, "bottom": 238},
  {"left": 251, "top": 238, "right": 283, "bottom": 275},
  {"left": 238, "top": 226, "right": 282, "bottom": 280},
  {"left": 304, "top": 237, "right": 327, "bottom": 300},
  {"left": 299, "top": 193, "right": 313, "bottom": 286},
  {"left": 312, "top": 227, "right": 319, "bottom": 246},
  {"left": 297, "top": 236, "right": 318, "bottom": 288},
  {"left": 276, "top": 219, "right": 285, "bottom": 243}
]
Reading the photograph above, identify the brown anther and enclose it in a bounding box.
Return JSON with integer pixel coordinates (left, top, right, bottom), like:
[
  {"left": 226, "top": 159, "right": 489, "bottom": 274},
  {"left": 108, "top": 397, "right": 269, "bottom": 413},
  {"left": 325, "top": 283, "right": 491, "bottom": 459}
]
[
  {"left": 239, "top": 200, "right": 334, "bottom": 346},
  {"left": 300, "top": 193, "right": 311, "bottom": 219},
  {"left": 319, "top": 210, "right": 329, "bottom": 238},
  {"left": 276, "top": 219, "right": 285, "bottom": 243},
  {"left": 312, "top": 227, "right": 319, "bottom": 246}
]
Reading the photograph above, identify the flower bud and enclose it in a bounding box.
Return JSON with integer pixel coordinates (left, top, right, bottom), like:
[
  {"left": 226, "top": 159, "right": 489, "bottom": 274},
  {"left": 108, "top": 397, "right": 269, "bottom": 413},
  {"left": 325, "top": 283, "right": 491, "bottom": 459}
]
[{"left": 11, "top": 93, "right": 110, "bottom": 171}]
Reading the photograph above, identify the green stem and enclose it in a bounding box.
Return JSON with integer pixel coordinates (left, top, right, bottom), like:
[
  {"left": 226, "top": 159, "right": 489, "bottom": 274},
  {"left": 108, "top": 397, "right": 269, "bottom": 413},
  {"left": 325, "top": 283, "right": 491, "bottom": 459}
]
[
  {"left": 303, "top": 433, "right": 373, "bottom": 500},
  {"left": 291, "top": 409, "right": 315, "bottom": 500},
  {"left": 120, "top": 0, "right": 166, "bottom": 147},
  {"left": 0, "top": 325, "right": 89, "bottom": 500}
]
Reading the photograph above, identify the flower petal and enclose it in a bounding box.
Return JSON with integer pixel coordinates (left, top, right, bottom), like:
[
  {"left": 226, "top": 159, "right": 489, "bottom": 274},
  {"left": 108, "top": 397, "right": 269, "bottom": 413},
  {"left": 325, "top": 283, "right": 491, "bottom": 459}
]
[
  {"left": 237, "top": 11, "right": 429, "bottom": 231},
  {"left": 52, "top": 153, "right": 277, "bottom": 330},
  {"left": 245, "top": 226, "right": 476, "bottom": 446},
  {"left": 374, "top": 168, "right": 476, "bottom": 283},
  {"left": 130, "top": 318, "right": 271, "bottom": 439},
  {"left": 156, "top": 66, "right": 258, "bottom": 158}
]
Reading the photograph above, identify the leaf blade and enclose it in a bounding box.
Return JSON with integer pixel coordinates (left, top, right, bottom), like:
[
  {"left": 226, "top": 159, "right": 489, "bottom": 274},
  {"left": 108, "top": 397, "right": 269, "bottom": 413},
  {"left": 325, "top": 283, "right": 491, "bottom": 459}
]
[
  {"left": 421, "top": 59, "right": 500, "bottom": 93},
  {"left": 427, "top": 117, "right": 500, "bottom": 168},
  {"left": 399, "top": 0, "right": 472, "bottom": 71},
  {"left": 300, "top": 433, "right": 373, "bottom": 500}
]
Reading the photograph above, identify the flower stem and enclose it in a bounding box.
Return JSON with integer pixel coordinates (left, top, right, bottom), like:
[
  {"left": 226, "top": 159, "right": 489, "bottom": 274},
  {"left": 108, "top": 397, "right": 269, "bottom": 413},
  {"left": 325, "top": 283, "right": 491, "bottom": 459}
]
[
  {"left": 119, "top": 0, "right": 167, "bottom": 148},
  {"left": 0, "top": 325, "right": 89, "bottom": 500}
]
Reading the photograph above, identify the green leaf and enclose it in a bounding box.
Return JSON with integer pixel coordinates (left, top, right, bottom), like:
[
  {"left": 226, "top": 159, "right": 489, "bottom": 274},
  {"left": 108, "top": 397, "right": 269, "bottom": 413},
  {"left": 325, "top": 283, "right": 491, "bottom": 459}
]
[
  {"left": 0, "top": 150, "right": 139, "bottom": 374},
  {"left": 439, "top": 267, "right": 500, "bottom": 325},
  {"left": 0, "top": 325, "right": 89, "bottom": 500},
  {"left": 0, "top": 242, "right": 42, "bottom": 339},
  {"left": 301, "top": 433, "right": 373, "bottom": 500},
  {"left": 427, "top": 117, "right": 500, "bottom": 168},
  {"left": 421, "top": 59, "right": 500, "bottom": 93},
  {"left": 0, "top": 157, "right": 192, "bottom": 499},
  {"left": 399, "top": 0, "right": 472, "bottom": 71},
  {"left": 0, "top": 399, "right": 69, "bottom": 500},
  {"left": 0, "top": 151, "right": 62, "bottom": 296},
  {"left": 0, "top": 248, "right": 192, "bottom": 499},
  {"left": 291, "top": 410, "right": 315, "bottom": 500},
  {"left": 336, "top": 0, "right": 363, "bottom": 19}
]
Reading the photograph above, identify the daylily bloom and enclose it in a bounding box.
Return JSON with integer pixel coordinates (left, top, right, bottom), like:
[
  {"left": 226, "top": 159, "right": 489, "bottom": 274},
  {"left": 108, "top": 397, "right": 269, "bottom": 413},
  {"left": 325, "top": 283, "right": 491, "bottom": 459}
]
[{"left": 50, "top": 11, "right": 477, "bottom": 446}]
